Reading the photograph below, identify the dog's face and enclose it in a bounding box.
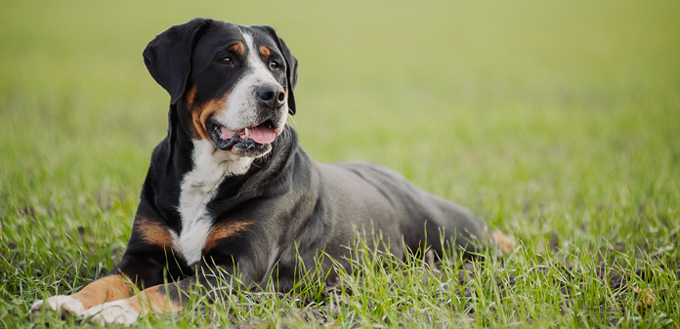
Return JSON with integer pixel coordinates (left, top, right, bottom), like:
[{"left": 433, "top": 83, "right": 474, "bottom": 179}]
[{"left": 144, "top": 19, "right": 298, "bottom": 158}]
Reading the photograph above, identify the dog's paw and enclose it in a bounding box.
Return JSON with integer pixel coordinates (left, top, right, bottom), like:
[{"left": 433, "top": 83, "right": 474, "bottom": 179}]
[
  {"left": 30, "top": 295, "right": 86, "bottom": 316},
  {"left": 492, "top": 230, "right": 516, "bottom": 254},
  {"left": 83, "top": 300, "right": 140, "bottom": 326}
]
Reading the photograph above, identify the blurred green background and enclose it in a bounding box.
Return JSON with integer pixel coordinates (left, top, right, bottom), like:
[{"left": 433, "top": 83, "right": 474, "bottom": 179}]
[
  {"left": 1, "top": 0, "right": 679, "bottom": 325},
  {"left": 3, "top": 0, "right": 680, "bottom": 246}
]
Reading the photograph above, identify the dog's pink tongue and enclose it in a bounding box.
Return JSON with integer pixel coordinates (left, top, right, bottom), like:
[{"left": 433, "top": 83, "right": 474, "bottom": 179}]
[{"left": 247, "top": 126, "right": 276, "bottom": 144}]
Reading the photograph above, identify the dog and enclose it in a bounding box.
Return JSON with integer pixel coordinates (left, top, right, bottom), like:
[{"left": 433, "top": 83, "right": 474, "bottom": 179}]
[{"left": 31, "top": 18, "right": 507, "bottom": 325}]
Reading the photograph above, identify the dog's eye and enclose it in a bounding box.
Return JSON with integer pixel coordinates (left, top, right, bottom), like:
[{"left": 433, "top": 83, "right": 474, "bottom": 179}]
[
  {"left": 219, "top": 57, "right": 233, "bottom": 65},
  {"left": 269, "top": 61, "right": 280, "bottom": 70}
]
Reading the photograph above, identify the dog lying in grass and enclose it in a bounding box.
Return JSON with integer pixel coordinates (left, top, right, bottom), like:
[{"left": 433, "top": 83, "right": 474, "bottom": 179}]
[{"left": 31, "top": 18, "right": 511, "bottom": 325}]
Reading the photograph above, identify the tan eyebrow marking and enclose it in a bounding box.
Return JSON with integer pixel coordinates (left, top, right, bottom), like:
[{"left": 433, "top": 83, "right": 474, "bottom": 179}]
[
  {"left": 230, "top": 43, "right": 244, "bottom": 55},
  {"left": 259, "top": 45, "right": 271, "bottom": 57}
]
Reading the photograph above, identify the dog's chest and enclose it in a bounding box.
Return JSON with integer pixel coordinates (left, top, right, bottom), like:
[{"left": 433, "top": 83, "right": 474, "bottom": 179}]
[{"left": 175, "top": 140, "right": 253, "bottom": 265}]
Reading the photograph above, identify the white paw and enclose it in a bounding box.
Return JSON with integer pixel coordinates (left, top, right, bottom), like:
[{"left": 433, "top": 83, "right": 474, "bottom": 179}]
[
  {"left": 83, "top": 300, "right": 140, "bottom": 326},
  {"left": 30, "top": 295, "right": 86, "bottom": 316}
]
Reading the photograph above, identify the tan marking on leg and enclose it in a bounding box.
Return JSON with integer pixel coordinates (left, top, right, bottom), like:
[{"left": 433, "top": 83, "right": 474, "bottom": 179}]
[
  {"left": 126, "top": 285, "right": 183, "bottom": 314},
  {"left": 259, "top": 45, "right": 271, "bottom": 57},
  {"left": 191, "top": 92, "right": 229, "bottom": 140},
  {"left": 230, "top": 42, "right": 244, "bottom": 55},
  {"left": 133, "top": 217, "right": 175, "bottom": 250},
  {"left": 70, "top": 274, "right": 134, "bottom": 309},
  {"left": 491, "top": 230, "right": 515, "bottom": 254},
  {"left": 202, "top": 220, "right": 254, "bottom": 253}
]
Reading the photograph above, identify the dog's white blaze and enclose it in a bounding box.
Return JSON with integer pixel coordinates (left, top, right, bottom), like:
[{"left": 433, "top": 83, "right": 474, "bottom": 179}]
[
  {"left": 214, "top": 32, "right": 287, "bottom": 131},
  {"left": 176, "top": 139, "right": 253, "bottom": 265},
  {"left": 175, "top": 31, "right": 289, "bottom": 265}
]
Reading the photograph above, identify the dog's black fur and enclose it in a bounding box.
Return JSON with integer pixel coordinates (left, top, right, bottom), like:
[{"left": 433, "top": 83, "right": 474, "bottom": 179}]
[{"left": 31, "top": 18, "right": 493, "bottom": 324}]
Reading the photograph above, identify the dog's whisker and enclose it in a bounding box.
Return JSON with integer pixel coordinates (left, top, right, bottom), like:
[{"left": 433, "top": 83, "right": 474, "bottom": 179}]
[{"left": 287, "top": 115, "right": 298, "bottom": 128}]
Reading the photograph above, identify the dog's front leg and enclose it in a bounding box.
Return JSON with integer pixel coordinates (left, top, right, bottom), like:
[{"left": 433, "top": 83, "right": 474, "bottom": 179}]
[
  {"left": 30, "top": 215, "right": 179, "bottom": 317},
  {"left": 79, "top": 282, "right": 182, "bottom": 326},
  {"left": 29, "top": 255, "right": 165, "bottom": 317},
  {"left": 81, "top": 262, "right": 243, "bottom": 326},
  {"left": 29, "top": 273, "right": 134, "bottom": 317}
]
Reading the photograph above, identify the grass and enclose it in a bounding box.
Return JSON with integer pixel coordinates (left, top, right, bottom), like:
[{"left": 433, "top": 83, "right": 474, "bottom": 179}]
[{"left": 1, "top": 0, "right": 679, "bottom": 327}]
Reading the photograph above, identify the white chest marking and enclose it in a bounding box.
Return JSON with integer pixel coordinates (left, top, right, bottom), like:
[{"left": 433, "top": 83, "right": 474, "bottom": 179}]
[{"left": 175, "top": 139, "right": 253, "bottom": 265}]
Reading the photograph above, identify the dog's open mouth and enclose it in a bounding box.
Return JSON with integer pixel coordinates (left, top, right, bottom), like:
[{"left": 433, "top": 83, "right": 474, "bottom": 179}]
[{"left": 207, "top": 118, "right": 281, "bottom": 155}]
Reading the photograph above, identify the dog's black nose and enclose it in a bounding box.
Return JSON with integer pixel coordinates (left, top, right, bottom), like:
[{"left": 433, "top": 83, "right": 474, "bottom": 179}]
[{"left": 255, "top": 84, "right": 286, "bottom": 109}]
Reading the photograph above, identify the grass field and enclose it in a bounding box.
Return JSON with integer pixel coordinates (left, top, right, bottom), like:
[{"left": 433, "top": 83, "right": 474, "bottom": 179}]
[{"left": 2, "top": 0, "right": 679, "bottom": 327}]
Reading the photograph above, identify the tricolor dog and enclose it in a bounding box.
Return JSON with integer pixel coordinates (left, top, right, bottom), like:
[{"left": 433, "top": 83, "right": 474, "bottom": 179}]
[{"left": 31, "top": 18, "right": 506, "bottom": 325}]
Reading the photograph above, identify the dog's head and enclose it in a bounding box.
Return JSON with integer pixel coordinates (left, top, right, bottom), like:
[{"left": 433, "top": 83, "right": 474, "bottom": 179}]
[{"left": 143, "top": 18, "right": 298, "bottom": 158}]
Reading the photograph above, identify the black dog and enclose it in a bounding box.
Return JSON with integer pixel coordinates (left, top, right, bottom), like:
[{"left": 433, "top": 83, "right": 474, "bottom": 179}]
[{"left": 31, "top": 18, "right": 504, "bottom": 325}]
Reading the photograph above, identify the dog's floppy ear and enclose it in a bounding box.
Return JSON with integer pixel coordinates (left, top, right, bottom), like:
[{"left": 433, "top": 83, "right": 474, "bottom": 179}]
[
  {"left": 143, "top": 18, "right": 212, "bottom": 105},
  {"left": 256, "top": 25, "right": 298, "bottom": 115},
  {"left": 277, "top": 36, "right": 298, "bottom": 115}
]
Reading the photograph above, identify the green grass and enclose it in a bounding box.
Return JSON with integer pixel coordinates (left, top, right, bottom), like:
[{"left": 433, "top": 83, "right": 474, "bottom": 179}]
[{"left": 2, "top": 0, "right": 679, "bottom": 327}]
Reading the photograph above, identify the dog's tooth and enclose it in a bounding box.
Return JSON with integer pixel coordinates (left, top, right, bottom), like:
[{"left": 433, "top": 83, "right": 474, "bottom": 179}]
[{"left": 244, "top": 127, "right": 250, "bottom": 137}]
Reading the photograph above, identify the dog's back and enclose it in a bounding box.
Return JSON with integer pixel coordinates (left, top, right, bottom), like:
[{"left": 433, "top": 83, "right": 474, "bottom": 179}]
[{"left": 317, "top": 161, "right": 488, "bottom": 260}]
